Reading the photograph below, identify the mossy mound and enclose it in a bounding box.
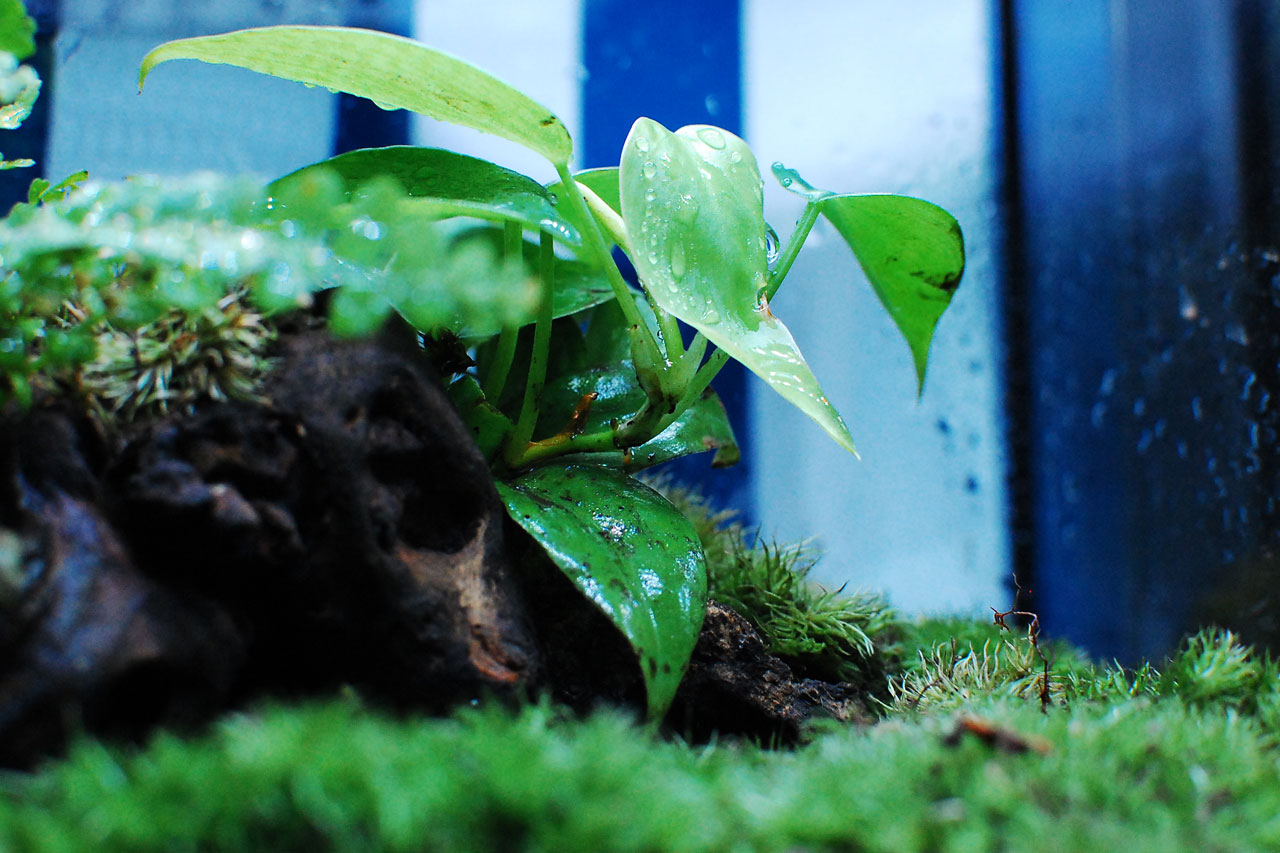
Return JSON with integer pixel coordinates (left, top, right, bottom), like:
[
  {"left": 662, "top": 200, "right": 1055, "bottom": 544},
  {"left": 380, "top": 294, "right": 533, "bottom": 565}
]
[{"left": 4, "top": 627, "right": 1280, "bottom": 851}]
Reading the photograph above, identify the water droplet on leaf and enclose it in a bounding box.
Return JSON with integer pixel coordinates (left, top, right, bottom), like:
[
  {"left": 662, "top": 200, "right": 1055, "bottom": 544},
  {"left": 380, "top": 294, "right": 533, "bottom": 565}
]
[
  {"left": 670, "top": 241, "right": 686, "bottom": 280},
  {"left": 696, "top": 127, "right": 726, "bottom": 149},
  {"left": 642, "top": 161, "right": 658, "bottom": 180},
  {"left": 635, "top": 136, "right": 650, "bottom": 153}
]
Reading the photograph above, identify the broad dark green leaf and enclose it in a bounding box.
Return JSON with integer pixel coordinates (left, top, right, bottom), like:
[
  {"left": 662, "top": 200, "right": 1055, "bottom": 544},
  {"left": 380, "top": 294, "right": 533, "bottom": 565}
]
[
  {"left": 139, "top": 26, "right": 573, "bottom": 165},
  {"left": 619, "top": 119, "right": 855, "bottom": 455},
  {"left": 497, "top": 465, "right": 707, "bottom": 718},
  {"left": 817, "top": 194, "right": 964, "bottom": 392},
  {"left": 540, "top": 361, "right": 739, "bottom": 470},
  {"left": 271, "top": 147, "right": 580, "bottom": 247},
  {"left": 450, "top": 227, "right": 615, "bottom": 338}
]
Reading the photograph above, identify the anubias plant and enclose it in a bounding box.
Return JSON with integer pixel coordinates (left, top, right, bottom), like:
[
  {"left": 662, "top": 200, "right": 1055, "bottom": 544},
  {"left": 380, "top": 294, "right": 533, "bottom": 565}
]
[{"left": 18, "top": 25, "right": 964, "bottom": 720}]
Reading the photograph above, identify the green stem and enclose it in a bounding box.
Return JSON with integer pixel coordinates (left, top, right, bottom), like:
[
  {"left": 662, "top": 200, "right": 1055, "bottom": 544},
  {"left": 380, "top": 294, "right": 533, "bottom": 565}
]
[
  {"left": 505, "top": 232, "right": 556, "bottom": 464},
  {"left": 766, "top": 201, "right": 821, "bottom": 301},
  {"left": 481, "top": 325, "right": 519, "bottom": 401},
  {"left": 552, "top": 162, "right": 664, "bottom": 365},
  {"left": 480, "top": 223, "right": 525, "bottom": 399},
  {"left": 651, "top": 348, "right": 730, "bottom": 435}
]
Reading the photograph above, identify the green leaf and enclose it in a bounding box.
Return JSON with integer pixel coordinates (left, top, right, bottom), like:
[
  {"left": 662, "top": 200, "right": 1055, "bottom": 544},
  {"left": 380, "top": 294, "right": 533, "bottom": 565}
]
[
  {"left": 816, "top": 194, "right": 964, "bottom": 392},
  {"left": 497, "top": 465, "right": 707, "bottom": 718},
  {"left": 450, "top": 227, "right": 615, "bottom": 338},
  {"left": 540, "top": 361, "right": 739, "bottom": 470},
  {"left": 619, "top": 119, "right": 856, "bottom": 455},
  {"left": 0, "top": 0, "right": 36, "bottom": 60},
  {"left": 545, "top": 167, "right": 621, "bottom": 246},
  {"left": 139, "top": 26, "right": 573, "bottom": 165},
  {"left": 446, "top": 375, "right": 513, "bottom": 461},
  {"left": 271, "top": 147, "right": 580, "bottom": 247}
]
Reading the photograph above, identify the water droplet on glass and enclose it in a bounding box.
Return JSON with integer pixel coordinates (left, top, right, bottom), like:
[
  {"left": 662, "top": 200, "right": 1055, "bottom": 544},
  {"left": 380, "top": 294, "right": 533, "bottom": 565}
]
[
  {"left": 696, "top": 127, "right": 726, "bottom": 149},
  {"left": 635, "top": 136, "right": 650, "bottom": 153},
  {"left": 642, "top": 161, "right": 658, "bottom": 180},
  {"left": 670, "top": 241, "right": 687, "bottom": 280}
]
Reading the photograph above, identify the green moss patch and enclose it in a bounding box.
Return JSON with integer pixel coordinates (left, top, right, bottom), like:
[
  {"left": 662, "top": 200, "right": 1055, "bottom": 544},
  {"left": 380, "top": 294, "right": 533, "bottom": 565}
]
[{"left": 5, "top": 628, "right": 1280, "bottom": 851}]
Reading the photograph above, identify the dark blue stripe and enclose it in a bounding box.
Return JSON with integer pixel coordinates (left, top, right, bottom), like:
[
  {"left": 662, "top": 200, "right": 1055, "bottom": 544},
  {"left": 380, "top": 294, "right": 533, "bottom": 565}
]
[
  {"left": 332, "top": 2, "right": 414, "bottom": 155},
  {"left": 582, "top": 0, "right": 753, "bottom": 522}
]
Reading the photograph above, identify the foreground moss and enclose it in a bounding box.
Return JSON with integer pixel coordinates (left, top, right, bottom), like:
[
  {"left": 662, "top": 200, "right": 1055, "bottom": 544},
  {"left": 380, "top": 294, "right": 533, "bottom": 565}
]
[{"left": 4, "top": 629, "right": 1280, "bottom": 852}]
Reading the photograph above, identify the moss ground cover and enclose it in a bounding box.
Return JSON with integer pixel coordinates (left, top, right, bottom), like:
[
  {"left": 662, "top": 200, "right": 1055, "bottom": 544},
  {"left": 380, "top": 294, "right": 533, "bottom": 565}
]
[{"left": 3, "top": 620, "right": 1279, "bottom": 852}]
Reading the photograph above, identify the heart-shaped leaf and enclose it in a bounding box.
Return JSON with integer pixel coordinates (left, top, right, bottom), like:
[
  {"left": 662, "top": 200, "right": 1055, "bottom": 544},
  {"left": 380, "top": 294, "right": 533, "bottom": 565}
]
[
  {"left": 619, "top": 119, "right": 855, "bottom": 455},
  {"left": 540, "top": 361, "right": 739, "bottom": 470},
  {"left": 497, "top": 465, "right": 707, "bottom": 718},
  {"left": 817, "top": 195, "right": 963, "bottom": 392},
  {"left": 139, "top": 26, "right": 573, "bottom": 165},
  {"left": 271, "top": 147, "right": 580, "bottom": 247}
]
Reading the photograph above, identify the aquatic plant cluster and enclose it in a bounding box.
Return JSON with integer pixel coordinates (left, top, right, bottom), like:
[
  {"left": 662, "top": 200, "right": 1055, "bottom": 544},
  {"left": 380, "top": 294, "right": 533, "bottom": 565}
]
[{"left": 0, "top": 4, "right": 967, "bottom": 721}]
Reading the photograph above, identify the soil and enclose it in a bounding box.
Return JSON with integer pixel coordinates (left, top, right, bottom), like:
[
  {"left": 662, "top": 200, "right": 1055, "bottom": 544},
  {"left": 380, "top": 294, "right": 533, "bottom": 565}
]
[{"left": 0, "top": 325, "right": 871, "bottom": 769}]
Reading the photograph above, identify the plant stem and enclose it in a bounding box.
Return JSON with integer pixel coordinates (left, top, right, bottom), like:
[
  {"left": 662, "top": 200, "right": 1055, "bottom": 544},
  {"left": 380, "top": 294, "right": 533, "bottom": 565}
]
[
  {"left": 505, "top": 232, "right": 556, "bottom": 465},
  {"left": 766, "top": 201, "right": 821, "bottom": 301},
  {"left": 480, "top": 223, "right": 525, "bottom": 399},
  {"left": 653, "top": 348, "right": 730, "bottom": 435},
  {"left": 552, "top": 162, "right": 664, "bottom": 366},
  {"left": 481, "top": 325, "right": 518, "bottom": 401}
]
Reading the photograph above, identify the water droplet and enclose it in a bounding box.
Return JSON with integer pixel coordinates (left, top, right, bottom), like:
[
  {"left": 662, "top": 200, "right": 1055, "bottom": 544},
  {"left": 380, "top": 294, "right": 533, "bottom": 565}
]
[
  {"left": 670, "top": 241, "right": 687, "bottom": 279},
  {"left": 764, "top": 225, "right": 781, "bottom": 269},
  {"left": 696, "top": 127, "right": 726, "bottom": 149},
  {"left": 703, "top": 306, "right": 720, "bottom": 324},
  {"left": 674, "top": 194, "right": 699, "bottom": 224},
  {"left": 642, "top": 161, "right": 658, "bottom": 180},
  {"left": 1191, "top": 396, "right": 1204, "bottom": 421},
  {"left": 730, "top": 151, "right": 743, "bottom": 165},
  {"left": 372, "top": 100, "right": 399, "bottom": 111},
  {"left": 635, "top": 136, "right": 650, "bottom": 153}
]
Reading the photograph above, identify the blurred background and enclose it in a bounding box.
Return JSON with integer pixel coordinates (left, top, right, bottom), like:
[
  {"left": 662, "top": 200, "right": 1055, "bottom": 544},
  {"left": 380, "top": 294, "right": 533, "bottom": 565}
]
[{"left": 7, "top": 0, "right": 1280, "bottom": 664}]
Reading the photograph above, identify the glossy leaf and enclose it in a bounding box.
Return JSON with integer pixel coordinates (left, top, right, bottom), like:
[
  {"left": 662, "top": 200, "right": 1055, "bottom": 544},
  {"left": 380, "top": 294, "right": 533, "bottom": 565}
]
[
  {"left": 540, "top": 361, "right": 739, "bottom": 469},
  {"left": 497, "top": 465, "right": 707, "bottom": 718},
  {"left": 817, "top": 194, "right": 964, "bottom": 392},
  {"left": 619, "top": 119, "right": 855, "bottom": 455},
  {"left": 545, "top": 167, "right": 622, "bottom": 247},
  {"left": 139, "top": 26, "right": 573, "bottom": 165},
  {"left": 450, "top": 227, "right": 615, "bottom": 338},
  {"left": 271, "top": 147, "right": 580, "bottom": 247}
]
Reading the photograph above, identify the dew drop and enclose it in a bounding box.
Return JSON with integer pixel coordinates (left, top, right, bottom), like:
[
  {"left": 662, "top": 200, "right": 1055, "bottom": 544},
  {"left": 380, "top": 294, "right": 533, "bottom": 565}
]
[
  {"left": 703, "top": 306, "right": 720, "bottom": 324},
  {"left": 670, "top": 241, "right": 687, "bottom": 279},
  {"left": 635, "top": 136, "right": 650, "bottom": 153},
  {"left": 696, "top": 127, "right": 726, "bottom": 149},
  {"left": 642, "top": 161, "right": 658, "bottom": 180},
  {"left": 765, "top": 225, "right": 781, "bottom": 269},
  {"left": 730, "top": 151, "right": 743, "bottom": 165},
  {"left": 674, "top": 193, "right": 699, "bottom": 224}
]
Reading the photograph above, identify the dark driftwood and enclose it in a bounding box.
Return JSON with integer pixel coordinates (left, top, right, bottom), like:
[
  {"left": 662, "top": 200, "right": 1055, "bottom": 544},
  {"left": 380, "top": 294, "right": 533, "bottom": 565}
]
[{"left": 0, "top": 327, "right": 870, "bottom": 768}]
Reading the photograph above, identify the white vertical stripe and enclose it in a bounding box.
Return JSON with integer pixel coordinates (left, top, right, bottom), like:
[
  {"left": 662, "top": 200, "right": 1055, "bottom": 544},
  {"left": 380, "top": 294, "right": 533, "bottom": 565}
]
[
  {"left": 744, "top": 0, "right": 1007, "bottom": 614},
  {"left": 413, "top": 0, "right": 583, "bottom": 182}
]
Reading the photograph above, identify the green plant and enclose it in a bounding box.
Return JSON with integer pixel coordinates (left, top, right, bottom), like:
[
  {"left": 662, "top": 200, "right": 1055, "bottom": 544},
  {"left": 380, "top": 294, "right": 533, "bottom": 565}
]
[{"left": 4, "top": 22, "right": 966, "bottom": 719}]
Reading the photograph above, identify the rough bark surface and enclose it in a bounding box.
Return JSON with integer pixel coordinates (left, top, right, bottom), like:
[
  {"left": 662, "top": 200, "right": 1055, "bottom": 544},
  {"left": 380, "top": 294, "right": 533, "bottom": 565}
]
[{"left": 0, "top": 328, "right": 875, "bottom": 768}]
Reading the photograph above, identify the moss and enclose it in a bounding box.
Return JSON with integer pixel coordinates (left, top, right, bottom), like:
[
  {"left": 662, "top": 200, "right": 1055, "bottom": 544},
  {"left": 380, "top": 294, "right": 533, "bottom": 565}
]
[
  {"left": 660, "top": 484, "right": 896, "bottom": 686},
  {"left": 6, "top": 646, "right": 1280, "bottom": 853}
]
